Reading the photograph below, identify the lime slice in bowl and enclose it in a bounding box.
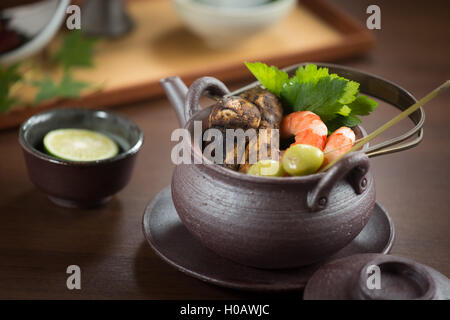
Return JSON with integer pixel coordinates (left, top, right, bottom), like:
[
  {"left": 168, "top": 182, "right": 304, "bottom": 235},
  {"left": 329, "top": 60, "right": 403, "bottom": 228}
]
[{"left": 43, "top": 128, "right": 119, "bottom": 162}]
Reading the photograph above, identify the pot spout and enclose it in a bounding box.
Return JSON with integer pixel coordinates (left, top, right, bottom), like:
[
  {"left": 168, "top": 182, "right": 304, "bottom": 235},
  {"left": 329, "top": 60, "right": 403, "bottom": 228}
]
[{"left": 160, "top": 76, "right": 188, "bottom": 127}]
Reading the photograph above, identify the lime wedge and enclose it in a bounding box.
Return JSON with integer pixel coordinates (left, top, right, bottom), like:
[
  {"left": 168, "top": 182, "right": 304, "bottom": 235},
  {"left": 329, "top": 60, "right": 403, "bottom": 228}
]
[{"left": 43, "top": 128, "right": 119, "bottom": 162}]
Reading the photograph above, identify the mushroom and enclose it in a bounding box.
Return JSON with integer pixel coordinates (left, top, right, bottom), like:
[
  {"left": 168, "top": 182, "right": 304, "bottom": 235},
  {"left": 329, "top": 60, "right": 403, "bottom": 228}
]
[{"left": 207, "top": 87, "right": 283, "bottom": 173}]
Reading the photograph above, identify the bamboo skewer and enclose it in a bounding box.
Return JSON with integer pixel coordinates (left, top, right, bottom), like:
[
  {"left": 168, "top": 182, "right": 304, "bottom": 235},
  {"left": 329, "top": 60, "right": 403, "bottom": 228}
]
[{"left": 319, "top": 80, "right": 450, "bottom": 172}]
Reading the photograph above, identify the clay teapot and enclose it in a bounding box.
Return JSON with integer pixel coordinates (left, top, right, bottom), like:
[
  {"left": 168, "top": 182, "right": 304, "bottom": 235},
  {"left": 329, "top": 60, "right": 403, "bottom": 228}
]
[{"left": 160, "top": 63, "right": 424, "bottom": 269}]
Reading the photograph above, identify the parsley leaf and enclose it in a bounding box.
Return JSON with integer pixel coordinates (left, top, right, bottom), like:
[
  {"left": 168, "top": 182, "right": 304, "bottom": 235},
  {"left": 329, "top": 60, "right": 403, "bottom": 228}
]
[
  {"left": 347, "top": 95, "right": 378, "bottom": 116},
  {"left": 0, "top": 64, "right": 22, "bottom": 113},
  {"left": 295, "top": 64, "right": 329, "bottom": 84},
  {"left": 281, "top": 76, "right": 348, "bottom": 122},
  {"left": 244, "top": 61, "right": 289, "bottom": 96},
  {"left": 337, "top": 78, "right": 359, "bottom": 105},
  {"left": 54, "top": 30, "right": 97, "bottom": 70},
  {"left": 33, "top": 73, "right": 90, "bottom": 104},
  {"left": 244, "top": 62, "right": 379, "bottom": 132},
  {"left": 337, "top": 105, "right": 352, "bottom": 116},
  {"left": 294, "top": 65, "right": 359, "bottom": 104},
  {"left": 326, "top": 96, "right": 378, "bottom": 132},
  {"left": 326, "top": 115, "right": 362, "bottom": 133}
]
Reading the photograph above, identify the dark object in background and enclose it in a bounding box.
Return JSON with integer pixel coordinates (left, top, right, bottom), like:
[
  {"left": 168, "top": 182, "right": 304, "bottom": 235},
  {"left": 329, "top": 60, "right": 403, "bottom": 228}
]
[
  {"left": 81, "top": 0, "right": 134, "bottom": 38},
  {"left": 303, "top": 254, "right": 450, "bottom": 300},
  {"left": 19, "top": 108, "right": 143, "bottom": 208},
  {"left": 0, "top": 0, "right": 70, "bottom": 65},
  {"left": 0, "top": 0, "right": 42, "bottom": 11},
  {"left": 0, "top": 17, "right": 27, "bottom": 54}
]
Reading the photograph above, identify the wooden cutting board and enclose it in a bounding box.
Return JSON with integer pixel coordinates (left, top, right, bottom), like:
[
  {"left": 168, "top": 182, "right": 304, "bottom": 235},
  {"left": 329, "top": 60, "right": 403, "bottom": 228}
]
[{"left": 0, "top": 0, "right": 374, "bottom": 130}]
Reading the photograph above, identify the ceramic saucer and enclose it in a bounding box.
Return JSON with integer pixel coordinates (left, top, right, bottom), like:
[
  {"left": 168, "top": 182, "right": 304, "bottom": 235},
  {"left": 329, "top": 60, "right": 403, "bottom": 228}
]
[{"left": 142, "top": 186, "right": 395, "bottom": 292}]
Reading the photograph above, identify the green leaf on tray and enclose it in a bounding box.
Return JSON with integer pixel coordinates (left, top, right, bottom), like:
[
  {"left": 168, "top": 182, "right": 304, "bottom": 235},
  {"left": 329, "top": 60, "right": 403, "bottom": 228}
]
[
  {"left": 0, "top": 95, "right": 19, "bottom": 114},
  {"left": 54, "top": 30, "right": 98, "bottom": 70},
  {"left": 0, "top": 31, "right": 98, "bottom": 113},
  {"left": 244, "top": 61, "right": 289, "bottom": 96},
  {"left": 0, "top": 63, "right": 22, "bottom": 113},
  {"left": 33, "top": 72, "right": 91, "bottom": 104},
  {"left": 244, "top": 62, "right": 379, "bottom": 133}
]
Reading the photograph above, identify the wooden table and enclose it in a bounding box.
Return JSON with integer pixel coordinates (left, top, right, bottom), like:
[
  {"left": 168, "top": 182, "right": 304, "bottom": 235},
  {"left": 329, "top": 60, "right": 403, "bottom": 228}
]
[{"left": 0, "top": 0, "right": 449, "bottom": 299}]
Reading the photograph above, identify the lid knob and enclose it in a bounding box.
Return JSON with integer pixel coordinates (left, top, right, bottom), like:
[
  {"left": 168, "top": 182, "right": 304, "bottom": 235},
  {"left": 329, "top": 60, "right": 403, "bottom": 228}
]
[{"left": 353, "top": 256, "right": 437, "bottom": 300}]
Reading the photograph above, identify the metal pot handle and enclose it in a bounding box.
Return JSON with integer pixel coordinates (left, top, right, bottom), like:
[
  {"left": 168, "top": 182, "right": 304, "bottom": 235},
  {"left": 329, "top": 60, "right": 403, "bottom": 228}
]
[
  {"left": 160, "top": 76, "right": 230, "bottom": 127},
  {"left": 185, "top": 76, "right": 230, "bottom": 124},
  {"left": 307, "top": 152, "right": 370, "bottom": 212}
]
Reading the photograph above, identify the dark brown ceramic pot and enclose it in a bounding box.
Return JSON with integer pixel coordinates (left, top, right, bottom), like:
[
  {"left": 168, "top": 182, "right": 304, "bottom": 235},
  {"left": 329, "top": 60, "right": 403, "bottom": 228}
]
[{"left": 160, "top": 63, "right": 424, "bottom": 269}]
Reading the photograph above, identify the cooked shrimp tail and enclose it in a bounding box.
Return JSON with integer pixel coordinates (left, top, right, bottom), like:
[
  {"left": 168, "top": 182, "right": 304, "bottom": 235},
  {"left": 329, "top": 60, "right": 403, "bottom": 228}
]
[
  {"left": 280, "top": 111, "right": 327, "bottom": 150},
  {"left": 322, "top": 127, "right": 356, "bottom": 167}
]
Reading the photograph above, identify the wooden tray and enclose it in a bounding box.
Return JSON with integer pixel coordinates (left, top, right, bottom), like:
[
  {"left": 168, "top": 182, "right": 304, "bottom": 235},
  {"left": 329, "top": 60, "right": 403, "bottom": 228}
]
[{"left": 0, "top": 0, "right": 374, "bottom": 130}]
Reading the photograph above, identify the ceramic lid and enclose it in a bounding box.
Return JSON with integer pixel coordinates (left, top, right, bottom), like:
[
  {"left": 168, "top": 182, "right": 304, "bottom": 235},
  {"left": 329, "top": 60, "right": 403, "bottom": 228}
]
[{"left": 303, "top": 253, "right": 450, "bottom": 300}]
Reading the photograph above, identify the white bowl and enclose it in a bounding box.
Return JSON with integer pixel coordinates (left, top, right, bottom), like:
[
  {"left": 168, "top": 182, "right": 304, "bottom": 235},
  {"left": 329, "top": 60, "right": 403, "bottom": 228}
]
[
  {"left": 0, "top": 0, "right": 69, "bottom": 66},
  {"left": 195, "top": 0, "right": 270, "bottom": 8},
  {"left": 172, "top": 0, "right": 296, "bottom": 49}
]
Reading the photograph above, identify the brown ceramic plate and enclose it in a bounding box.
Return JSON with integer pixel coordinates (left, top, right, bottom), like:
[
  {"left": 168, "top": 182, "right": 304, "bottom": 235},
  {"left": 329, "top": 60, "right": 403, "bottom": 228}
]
[{"left": 142, "top": 186, "right": 395, "bottom": 292}]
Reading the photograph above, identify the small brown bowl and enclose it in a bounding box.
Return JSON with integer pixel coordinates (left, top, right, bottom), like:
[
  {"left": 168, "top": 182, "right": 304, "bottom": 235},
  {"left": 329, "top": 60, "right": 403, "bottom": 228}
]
[{"left": 19, "top": 108, "right": 143, "bottom": 208}]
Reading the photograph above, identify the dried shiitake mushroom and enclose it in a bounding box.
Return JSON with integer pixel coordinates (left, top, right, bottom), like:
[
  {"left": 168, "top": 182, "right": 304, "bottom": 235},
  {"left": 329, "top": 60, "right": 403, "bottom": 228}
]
[
  {"left": 239, "top": 87, "right": 283, "bottom": 129},
  {"left": 208, "top": 96, "right": 261, "bottom": 130},
  {"left": 207, "top": 87, "right": 283, "bottom": 173}
]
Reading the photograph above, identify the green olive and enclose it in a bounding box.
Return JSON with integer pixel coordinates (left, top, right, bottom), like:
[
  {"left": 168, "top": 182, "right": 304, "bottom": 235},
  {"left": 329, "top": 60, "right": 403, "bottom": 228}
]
[
  {"left": 281, "top": 144, "right": 324, "bottom": 176},
  {"left": 247, "top": 160, "right": 285, "bottom": 177}
]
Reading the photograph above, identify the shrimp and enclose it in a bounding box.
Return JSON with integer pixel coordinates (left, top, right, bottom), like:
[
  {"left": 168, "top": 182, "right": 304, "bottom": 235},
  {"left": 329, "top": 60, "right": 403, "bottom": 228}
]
[
  {"left": 322, "top": 127, "right": 356, "bottom": 167},
  {"left": 280, "top": 111, "right": 328, "bottom": 150}
]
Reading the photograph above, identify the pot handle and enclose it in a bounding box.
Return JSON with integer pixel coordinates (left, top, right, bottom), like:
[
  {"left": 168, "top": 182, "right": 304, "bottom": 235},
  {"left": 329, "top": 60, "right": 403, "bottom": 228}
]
[
  {"left": 307, "top": 152, "right": 370, "bottom": 212},
  {"left": 184, "top": 76, "right": 230, "bottom": 124}
]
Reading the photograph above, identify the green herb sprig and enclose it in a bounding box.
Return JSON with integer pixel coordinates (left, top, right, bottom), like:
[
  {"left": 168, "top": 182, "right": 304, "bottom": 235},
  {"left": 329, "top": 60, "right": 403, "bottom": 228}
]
[
  {"left": 0, "top": 64, "right": 22, "bottom": 113},
  {"left": 33, "top": 73, "right": 91, "bottom": 104},
  {"left": 0, "top": 30, "right": 97, "bottom": 113},
  {"left": 54, "top": 30, "right": 97, "bottom": 70},
  {"left": 245, "top": 62, "right": 378, "bottom": 133}
]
